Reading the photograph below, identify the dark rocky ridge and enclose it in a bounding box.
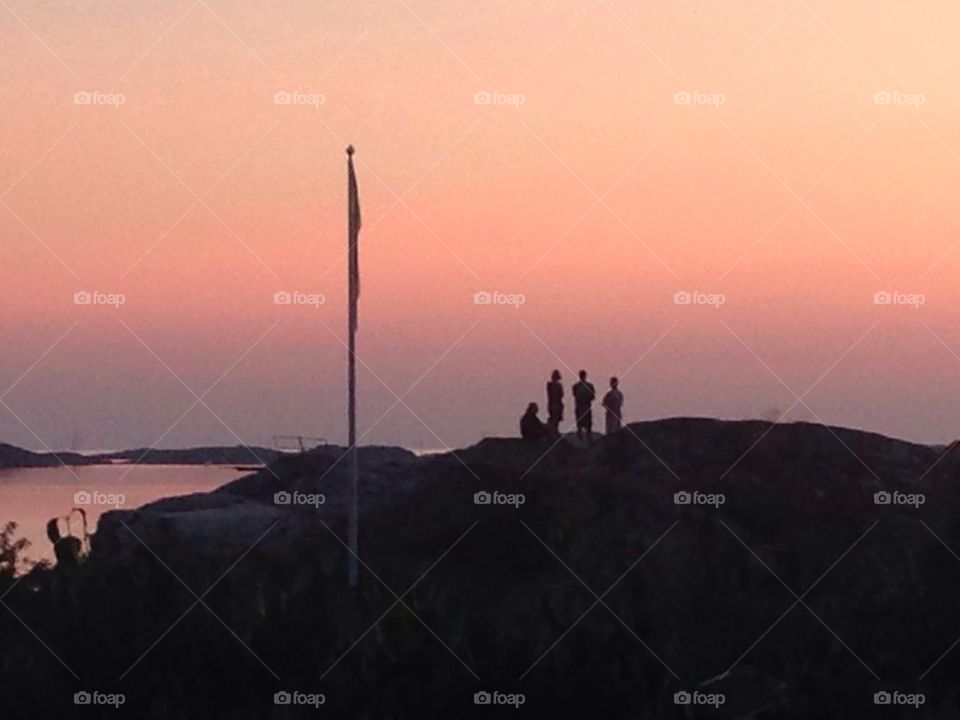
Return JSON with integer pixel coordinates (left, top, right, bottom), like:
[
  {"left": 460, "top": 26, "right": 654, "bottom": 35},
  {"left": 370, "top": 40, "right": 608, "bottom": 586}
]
[
  {"left": 4, "top": 418, "right": 960, "bottom": 718},
  {"left": 0, "top": 442, "right": 98, "bottom": 468},
  {"left": 0, "top": 443, "right": 283, "bottom": 469}
]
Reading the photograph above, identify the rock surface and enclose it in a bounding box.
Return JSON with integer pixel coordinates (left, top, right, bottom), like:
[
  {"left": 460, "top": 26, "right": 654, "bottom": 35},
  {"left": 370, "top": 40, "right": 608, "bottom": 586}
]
[{"left": 4, "top": 418, "right": 960, "bottom": 718}]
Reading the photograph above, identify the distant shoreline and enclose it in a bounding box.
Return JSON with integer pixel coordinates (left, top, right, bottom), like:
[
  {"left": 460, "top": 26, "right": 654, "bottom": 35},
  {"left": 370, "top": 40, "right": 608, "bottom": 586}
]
[
  {"left": 0, "top": 443, "right": 284, "bottom": 470},
  {"left": 2, "top": 417, "right": 953, "bottom": 471},
  {"left": 0, "top": 442, "right": 458, "bottom": 471}
]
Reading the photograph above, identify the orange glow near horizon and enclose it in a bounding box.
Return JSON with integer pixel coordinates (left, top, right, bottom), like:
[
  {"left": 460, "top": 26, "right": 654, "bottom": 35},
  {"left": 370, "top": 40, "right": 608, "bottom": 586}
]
[{"left": 4, "top": 0, "right": 960, "bottom": 450}]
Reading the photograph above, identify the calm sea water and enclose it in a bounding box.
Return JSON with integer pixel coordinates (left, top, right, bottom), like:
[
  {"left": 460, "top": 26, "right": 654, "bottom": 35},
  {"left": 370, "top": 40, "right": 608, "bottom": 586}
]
[{"left": 0, "top": 464, "right": 249, "bottom": 564}]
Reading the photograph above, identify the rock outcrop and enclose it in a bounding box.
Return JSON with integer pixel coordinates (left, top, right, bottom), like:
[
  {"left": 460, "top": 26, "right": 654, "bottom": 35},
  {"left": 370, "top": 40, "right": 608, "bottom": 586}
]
[{"left": 4, "top": 418, "right": 960, "bottom": 718}]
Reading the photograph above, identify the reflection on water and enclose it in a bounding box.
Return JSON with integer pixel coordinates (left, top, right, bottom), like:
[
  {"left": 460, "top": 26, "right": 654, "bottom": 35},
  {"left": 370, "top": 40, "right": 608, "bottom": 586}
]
[{"left": 0, "top": 464, "right": 248, "bottom": 562}]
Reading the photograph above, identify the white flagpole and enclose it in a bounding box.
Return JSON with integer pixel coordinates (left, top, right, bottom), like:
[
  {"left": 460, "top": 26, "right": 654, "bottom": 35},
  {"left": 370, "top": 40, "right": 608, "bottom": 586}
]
[
  {"left": 347, "top": 145, "right": 359, "bottom": 587},
  {"left": 348, "top": 303, "right": 358, "bottom": 588}
]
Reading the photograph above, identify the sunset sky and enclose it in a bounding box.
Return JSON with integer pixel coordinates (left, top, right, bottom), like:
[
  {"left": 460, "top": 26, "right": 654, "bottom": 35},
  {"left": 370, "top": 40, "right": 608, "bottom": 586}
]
[{"left": 3, "top": 0, "right": 960, "bottom": 451}]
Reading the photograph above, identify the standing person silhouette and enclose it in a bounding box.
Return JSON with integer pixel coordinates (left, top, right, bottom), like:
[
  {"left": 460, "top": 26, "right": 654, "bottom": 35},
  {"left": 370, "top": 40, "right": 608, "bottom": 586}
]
[
  {"left": 602, "top": 376, "right": 624, "bottom": 434},
  {"left": 546, "top": 369, "right": 564, "bottom": 440},
  {"left": 572, "top": 370, "right": 596, "bottom": 443}
]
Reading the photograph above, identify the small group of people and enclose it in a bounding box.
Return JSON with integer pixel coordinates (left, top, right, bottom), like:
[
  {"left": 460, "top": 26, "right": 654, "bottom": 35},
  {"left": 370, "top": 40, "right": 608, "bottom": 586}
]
[{"left": 521, "top": 369, "right": 624, "bottom": 444}]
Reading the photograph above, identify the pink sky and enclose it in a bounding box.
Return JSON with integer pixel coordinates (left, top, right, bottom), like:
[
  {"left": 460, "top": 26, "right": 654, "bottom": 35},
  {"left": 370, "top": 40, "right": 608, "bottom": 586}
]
[{"left": 3, "top": 0, "right": 960, "bottom": 451}]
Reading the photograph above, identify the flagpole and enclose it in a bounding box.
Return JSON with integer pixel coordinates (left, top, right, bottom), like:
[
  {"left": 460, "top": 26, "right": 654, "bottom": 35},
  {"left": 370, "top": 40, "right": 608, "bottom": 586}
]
[
  {"left": 348, "top": 292, "right": 358, "bottom": 588},
  {"left": 346, "top": 145, "right": 359, "bottom": 587}
]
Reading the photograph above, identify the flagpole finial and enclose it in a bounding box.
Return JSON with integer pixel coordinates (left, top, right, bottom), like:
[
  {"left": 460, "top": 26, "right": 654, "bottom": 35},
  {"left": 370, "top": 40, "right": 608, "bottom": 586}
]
[{"left": 346, "top": 144, "right": 355, "bottom": 156}]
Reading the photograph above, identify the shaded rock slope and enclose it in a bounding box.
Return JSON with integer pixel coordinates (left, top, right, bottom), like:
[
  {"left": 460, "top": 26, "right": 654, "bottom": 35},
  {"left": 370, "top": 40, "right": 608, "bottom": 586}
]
[{"left": 4, "top": 418, "right": 960, "bottom": 719}]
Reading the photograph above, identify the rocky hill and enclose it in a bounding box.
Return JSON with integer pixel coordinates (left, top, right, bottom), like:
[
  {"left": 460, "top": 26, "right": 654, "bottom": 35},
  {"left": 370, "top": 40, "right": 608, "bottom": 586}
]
[
  {"left": 3, "top": 418, "right": 960, "bottom": 718},
  {"left": 0, "top": 442, "right": 97, "bottom": 468}
]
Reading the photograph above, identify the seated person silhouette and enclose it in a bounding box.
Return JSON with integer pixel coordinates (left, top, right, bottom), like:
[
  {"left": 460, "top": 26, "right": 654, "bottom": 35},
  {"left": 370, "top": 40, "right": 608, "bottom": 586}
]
[{"left": 520, "top": 402, "right": 547, "bottom": 442}]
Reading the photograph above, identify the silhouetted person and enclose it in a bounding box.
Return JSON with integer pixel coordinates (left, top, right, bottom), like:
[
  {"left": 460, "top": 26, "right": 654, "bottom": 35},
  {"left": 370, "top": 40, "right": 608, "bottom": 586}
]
[
  {"left": 572, "top": 370, "right": 596, "bottom": 442},
  {"left": 546, "top": 369, "right": 564, "bottom": 439},
  {"left": 602, "top": 376, "right": 624, "bottom": 434},
  {"left": 520, "top": 402, "right": 547, "bottom": 442}
]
